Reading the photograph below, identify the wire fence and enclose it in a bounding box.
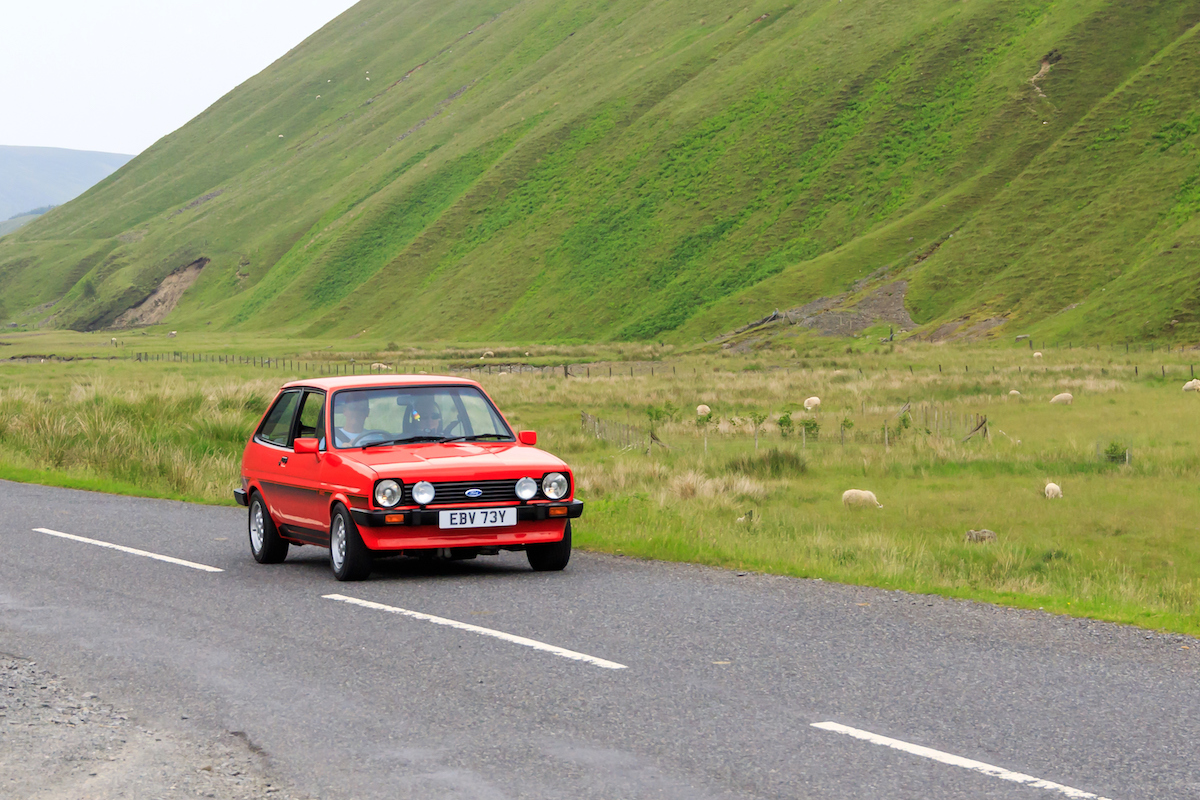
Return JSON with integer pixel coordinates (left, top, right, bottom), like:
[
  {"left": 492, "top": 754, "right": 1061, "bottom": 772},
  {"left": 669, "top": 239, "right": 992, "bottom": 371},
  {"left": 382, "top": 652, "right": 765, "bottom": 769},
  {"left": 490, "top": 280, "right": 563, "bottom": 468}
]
[
  {"left": 107, "top": 350, "right": 1200, "bottom": 382},
  {"left": 121, "top": 352, "right": 693, "bottom": 378},
  {"left": 581, "top": 411, "right": 649, "bottom": 452}
]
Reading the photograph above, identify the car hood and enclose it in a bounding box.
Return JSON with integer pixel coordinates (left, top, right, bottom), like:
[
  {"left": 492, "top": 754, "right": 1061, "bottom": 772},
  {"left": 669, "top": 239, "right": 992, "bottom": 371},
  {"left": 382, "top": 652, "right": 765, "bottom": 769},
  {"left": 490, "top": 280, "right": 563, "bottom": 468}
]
[{"left": 342, "top": 442, "right": 570, "bottom": 479}]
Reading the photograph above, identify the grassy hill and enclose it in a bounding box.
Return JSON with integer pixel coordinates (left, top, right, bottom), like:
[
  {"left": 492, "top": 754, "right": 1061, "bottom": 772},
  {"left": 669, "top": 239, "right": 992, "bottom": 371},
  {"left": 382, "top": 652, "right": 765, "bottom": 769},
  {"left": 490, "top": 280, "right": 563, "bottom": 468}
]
[
  {"left": 1, "top": 0, "right": 1198, "bottom": 343},
  {"left": 0, "top": 147, "right": 130, "bottom": 222}
]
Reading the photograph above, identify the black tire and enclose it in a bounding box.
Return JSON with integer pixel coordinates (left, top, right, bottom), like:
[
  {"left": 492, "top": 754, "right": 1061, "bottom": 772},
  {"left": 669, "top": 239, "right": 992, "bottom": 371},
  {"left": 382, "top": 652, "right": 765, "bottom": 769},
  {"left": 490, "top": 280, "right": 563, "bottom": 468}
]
[
  {"left": 248, "top": 492, "right": 289, "bottom": 564},
  {"left": 527, "top": 520, "right": 572, "bottom": 572},
  {"left": 330, "top": 504, "right": 373, "bottom": 581}
]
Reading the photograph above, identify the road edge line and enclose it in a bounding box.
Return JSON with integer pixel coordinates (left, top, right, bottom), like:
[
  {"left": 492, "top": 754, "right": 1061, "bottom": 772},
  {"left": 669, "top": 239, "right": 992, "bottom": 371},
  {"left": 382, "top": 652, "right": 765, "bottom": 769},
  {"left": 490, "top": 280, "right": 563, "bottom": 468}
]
[
  {"left": 32, "top": 528, "right": 223, "bottom": 573},
  {"left": 322, "top": 593, "right": 627, "bottom": 670},
  {"left": 811, "top": 721, "right": 1113, "bottom": 800}
]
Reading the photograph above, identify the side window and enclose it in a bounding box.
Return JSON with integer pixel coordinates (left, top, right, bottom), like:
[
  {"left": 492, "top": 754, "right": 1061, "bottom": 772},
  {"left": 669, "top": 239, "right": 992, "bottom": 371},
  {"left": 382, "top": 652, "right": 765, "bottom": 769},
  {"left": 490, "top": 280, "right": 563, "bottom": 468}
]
[
  {"left": 296, "top": 391, "right": 326, "bottom": 446},
  {"left": 258, "top": 390, "right": 301, "bottom": 446}
]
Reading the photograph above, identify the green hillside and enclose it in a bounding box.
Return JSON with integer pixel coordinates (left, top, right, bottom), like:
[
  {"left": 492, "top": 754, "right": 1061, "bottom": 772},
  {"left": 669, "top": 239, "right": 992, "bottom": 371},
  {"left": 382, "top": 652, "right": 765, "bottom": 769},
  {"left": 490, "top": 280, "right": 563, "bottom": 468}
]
[{"left": 2, "top": 0, "right": 1199, "bottom": 343}]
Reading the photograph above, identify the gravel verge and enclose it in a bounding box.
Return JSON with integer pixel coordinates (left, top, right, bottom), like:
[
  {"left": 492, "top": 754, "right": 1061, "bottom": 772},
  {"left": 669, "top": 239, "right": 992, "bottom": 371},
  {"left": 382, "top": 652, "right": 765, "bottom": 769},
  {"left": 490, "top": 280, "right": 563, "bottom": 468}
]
[{"left": 1, "top": 654, "right": 311, "bottom": 799}]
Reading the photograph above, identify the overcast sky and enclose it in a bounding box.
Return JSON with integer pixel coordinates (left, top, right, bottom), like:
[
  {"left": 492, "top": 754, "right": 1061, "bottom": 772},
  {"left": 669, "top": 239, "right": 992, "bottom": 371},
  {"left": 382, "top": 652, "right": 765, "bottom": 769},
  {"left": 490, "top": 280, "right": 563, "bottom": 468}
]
[{"left": 0, "top": 0, "right": 360, "bottom": 155}]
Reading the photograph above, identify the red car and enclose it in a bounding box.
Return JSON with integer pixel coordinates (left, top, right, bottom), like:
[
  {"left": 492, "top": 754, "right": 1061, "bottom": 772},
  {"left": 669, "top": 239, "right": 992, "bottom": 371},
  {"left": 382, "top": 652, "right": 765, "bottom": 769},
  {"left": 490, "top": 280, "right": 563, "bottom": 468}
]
[{"left": 234, "top": 375, "right": 582, "bottom": 580}]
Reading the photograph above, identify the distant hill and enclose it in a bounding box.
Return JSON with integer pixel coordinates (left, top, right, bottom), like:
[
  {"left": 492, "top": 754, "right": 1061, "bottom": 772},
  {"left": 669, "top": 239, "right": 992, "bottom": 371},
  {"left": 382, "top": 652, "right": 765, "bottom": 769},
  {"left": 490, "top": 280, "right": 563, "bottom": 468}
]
[
  {"left": 0, "top": 212, "right": 45, "bottom": 238},
  {"left": 0, "top": 146, "right": 131, "bottom": 222},
  {"left": 1, "top": 0, "right": 1198, "bottom": 343}
]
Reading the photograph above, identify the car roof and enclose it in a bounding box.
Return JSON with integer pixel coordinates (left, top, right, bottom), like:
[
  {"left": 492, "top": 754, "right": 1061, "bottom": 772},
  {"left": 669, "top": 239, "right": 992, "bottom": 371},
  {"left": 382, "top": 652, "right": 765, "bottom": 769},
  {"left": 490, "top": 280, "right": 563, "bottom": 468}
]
[{"left": 279, "top": 374, "right": 483, "bottom": 392}]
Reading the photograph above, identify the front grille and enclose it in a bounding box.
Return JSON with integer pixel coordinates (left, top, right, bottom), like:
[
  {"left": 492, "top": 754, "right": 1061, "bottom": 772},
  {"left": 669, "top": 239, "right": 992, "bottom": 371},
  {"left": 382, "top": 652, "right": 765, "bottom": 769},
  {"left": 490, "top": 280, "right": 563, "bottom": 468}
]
[{"left": 405, "top": 478, "right": 520, "bottom": 505}]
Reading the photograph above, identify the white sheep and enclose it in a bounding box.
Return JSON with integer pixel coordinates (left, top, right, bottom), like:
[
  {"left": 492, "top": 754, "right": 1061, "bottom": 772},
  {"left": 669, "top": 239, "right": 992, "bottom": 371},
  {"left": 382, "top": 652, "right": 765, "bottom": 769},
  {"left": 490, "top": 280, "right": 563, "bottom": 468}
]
[
  {"left": 110, "top": 337, "right": 117, "bottom": 345},
  {"left": 1033, "top": 351, "right": 1042, "bottom": 358},
  {"left": 1049, "top": 392, "right": 1073, "bottom": 405},
  {"left": 804, "top": 396, "right": 821, "bottom": 411},
  {"left": 696, "top": 404, "right": 711, "bottom": 416},
  {"left": 842, "top": 489, "right": 882, "bottom": 509},
  {"left": 482, "top": 350, "right": 494, "bottom": 358},
  {"left": 1045, "top": 482, "right": 1062, "bottom": 499},
  {"left": 1183, "top": 379, "right": 1200, "bottom": 392},
  {"left": 168, "top": 331, "right": 177, "bottom": 338},
  {"left": 1009, "top": 389, "right": 1021, "bottom": 396},
  {"left": 370, "top": 362, "right": 391, "bottom": 370}
]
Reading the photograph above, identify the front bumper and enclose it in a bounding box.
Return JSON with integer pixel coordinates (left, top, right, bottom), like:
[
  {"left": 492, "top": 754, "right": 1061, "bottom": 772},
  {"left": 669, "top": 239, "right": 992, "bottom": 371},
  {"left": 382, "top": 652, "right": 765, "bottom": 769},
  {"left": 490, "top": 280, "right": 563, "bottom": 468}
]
[
  {"left": 233, "top": 488, "right": 248, "bottom": 507},
  {"left": 351, "top": 499, "right": 583, "bottom": 528}
]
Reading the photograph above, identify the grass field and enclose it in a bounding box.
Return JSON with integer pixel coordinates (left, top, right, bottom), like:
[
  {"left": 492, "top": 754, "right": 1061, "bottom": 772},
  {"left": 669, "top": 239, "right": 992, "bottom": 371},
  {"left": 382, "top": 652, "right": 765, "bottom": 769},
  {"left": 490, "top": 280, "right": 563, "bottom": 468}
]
[{"left": 3, "top": 331, "right": 1199, "bottom": 636}]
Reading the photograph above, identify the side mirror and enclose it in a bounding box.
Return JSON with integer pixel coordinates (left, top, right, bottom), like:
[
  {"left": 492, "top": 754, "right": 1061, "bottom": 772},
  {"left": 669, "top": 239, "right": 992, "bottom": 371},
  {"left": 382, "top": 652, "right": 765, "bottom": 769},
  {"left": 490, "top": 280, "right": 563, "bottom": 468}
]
[
  {"left": 518, "top": 430, "right": 538, "bottom": 446},
  {"left": 294, "top": 437, "right": 320, "bottom": 454}
]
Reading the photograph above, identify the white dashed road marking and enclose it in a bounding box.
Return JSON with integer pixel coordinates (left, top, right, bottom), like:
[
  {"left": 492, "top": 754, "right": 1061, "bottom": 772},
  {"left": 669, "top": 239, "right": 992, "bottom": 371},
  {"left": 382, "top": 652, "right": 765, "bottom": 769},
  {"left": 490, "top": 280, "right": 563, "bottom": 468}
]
[
  {"left": 323, "top": 593, "right": 628, "bottom": 670},
  {"left": 32, "top": 528, "right": 223, "bottom": 573},
  {"left": 812, "top": 721, "right": 1114, "bottom": 800}
]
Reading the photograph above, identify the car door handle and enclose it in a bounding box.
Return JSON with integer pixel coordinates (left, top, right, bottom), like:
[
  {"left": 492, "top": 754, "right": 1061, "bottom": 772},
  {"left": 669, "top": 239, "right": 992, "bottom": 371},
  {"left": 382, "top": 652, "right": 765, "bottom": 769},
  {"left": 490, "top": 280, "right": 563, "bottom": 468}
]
[{"left": 279, "top": 456, "right": 288, "bottom": 466}]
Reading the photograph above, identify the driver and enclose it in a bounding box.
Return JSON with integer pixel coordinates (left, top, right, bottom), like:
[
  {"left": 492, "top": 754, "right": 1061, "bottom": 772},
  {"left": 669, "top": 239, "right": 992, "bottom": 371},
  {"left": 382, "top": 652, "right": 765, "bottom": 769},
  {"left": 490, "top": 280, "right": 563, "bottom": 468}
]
[
  {"left": 409, "top": 396, "right": 443, "bottom": 436},
  {"left": 333, "top": 394, "right": 370, "bottom": 446}
]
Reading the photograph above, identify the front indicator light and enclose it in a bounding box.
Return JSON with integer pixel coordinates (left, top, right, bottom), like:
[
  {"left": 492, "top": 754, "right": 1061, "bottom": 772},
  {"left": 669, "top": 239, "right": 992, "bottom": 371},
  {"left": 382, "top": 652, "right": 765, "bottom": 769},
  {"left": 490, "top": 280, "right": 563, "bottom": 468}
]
[
  {"left": 412, "top": 480, "right": 436, "bottom": 506},
  {"left": 375, "top": 479, "right": 403, "bottom": 508},
  {"left": 515, "top": 476, "right": 538, "bottom": 500},
  {"left": 384, "top": 514, "right": 406, "bottom": 524},
  {"left": 549, "top": 506, "right": 568, "bottom": 517},
  {"left": 542, "top": 472, "right": 568, "bottom": 500}
]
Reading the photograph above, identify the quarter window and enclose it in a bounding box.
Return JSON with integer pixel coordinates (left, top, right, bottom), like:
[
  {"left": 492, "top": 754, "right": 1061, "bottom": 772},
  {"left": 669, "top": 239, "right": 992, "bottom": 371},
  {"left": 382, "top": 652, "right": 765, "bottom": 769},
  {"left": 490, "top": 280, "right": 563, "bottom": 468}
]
[
  {"left": 258, "top": 390, "right": 301, "bottom": 446},
  {"left": 296, "top": 390, "right": 326, "bottom": 447}
]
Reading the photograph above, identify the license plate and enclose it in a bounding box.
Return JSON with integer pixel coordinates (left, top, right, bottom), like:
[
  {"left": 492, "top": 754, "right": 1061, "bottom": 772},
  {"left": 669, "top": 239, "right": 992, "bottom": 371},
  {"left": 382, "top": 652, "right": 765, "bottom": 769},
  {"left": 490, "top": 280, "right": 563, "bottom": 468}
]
[{"left": 439, "top": 508, "right": 516, "bottom": 529}]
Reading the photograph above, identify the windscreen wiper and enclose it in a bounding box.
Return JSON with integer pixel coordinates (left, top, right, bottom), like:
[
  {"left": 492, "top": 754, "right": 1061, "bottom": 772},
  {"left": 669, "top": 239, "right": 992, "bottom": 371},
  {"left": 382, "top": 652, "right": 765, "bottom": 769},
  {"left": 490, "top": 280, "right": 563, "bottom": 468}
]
[
  {"left": 439, "top": 433, "right": 512, "bottom": 443},
  {"left": 361, "top": 435, "right": 446, "bottom": 449}
]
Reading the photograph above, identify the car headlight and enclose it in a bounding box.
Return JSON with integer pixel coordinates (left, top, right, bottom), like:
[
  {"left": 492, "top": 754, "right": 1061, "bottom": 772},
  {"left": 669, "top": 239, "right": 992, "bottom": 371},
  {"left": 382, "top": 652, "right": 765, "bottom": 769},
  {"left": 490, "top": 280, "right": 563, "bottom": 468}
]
[
  {"left": 542, "top": 472, "right": 568, "bottom": 500},
  {"left": 412, "top": 480, "right": 435, "bottom": 506},
  {"left": 374, "top": 479, "right": 403, "bottom": 508},
  {"left": 515, "top": 476, "right": 538, "bottom": 501}
]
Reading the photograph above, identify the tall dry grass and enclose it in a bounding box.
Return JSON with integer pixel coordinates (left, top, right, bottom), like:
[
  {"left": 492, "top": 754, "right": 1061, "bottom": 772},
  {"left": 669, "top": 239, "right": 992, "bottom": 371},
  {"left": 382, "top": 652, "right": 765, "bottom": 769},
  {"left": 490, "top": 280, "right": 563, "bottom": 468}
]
[{"left": 0, "top": 378, "right": 276, "bottom": 501}]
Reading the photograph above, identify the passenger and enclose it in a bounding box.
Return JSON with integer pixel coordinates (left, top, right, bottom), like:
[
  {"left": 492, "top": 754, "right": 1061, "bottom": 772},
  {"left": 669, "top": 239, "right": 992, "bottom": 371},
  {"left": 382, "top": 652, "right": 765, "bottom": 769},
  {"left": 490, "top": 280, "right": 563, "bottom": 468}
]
[{"left": 409, "top": 396, "right": 443, "bottom": 437}]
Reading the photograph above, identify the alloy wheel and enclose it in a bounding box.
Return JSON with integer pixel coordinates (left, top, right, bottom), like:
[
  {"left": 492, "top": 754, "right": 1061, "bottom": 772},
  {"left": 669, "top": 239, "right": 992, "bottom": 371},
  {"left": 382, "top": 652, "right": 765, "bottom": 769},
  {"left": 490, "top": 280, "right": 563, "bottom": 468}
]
[
  {"left": 250, "top": 503, "right": 265, "bottom": 553},
  {"left": 331, "top": 514, "right": 346, "bottom": 571}
]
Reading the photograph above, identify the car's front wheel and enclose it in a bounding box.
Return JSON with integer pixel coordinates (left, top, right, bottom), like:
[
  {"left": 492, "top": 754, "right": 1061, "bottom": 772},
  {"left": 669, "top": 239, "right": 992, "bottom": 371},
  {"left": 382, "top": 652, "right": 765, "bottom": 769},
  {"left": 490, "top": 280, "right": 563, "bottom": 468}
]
[
  {"left": 330, "top": 504, "right": 372, "bottom": 581},
  {"left": 248, "top": 492, "right": 289, "bottom": 564},
  {"left": 527, "top": 521, "right": 572, "bottom": 572}
]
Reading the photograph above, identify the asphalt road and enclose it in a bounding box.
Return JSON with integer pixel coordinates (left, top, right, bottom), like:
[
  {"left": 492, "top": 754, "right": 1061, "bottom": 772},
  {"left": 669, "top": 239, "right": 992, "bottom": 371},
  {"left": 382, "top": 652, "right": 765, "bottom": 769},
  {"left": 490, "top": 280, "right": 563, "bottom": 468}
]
[{"left": 2, "top": 479, "right": 1197, "bottom": 799}]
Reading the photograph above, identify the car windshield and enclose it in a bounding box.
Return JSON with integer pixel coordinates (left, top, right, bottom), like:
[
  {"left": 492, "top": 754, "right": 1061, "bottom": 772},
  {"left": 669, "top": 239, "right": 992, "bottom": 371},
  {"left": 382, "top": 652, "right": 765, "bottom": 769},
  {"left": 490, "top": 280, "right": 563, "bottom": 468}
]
[{"left": 330, "top": 385, "right": 513, "bottom": 449}]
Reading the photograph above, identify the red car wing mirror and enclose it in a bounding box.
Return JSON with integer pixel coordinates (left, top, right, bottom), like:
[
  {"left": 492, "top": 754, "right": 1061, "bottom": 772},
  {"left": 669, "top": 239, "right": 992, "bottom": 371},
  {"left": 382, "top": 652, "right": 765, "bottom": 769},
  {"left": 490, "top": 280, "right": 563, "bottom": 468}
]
[
  {"left": 518, "top": 430, "right": 537, "bottom": 446},
  {"left": 294, "top": 437, "right": 320, "bottom": 455}
]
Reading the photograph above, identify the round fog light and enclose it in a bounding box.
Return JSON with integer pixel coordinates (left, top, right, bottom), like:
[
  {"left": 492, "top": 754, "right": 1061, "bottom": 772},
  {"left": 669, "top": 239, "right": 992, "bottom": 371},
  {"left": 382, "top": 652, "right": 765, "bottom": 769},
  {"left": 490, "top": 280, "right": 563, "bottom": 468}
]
[
  {"left": 412, "top": 480, "right": 436, "bottom": 506},
  {"left": 542, "top": 472, "right": 568, "bottom": 500},
  {"left": 515, "top": 476, "right": 538, "bottom": 501},
  {"left": 374, "top": 479, "right": 402, "bottom": 508}
]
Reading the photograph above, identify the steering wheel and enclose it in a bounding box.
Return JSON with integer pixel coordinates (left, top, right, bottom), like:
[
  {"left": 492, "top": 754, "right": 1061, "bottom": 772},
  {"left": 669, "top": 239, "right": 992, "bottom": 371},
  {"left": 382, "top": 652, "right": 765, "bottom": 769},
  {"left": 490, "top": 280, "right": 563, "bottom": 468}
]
[
  {"left": 349, "top": 429, "right": 391, "bottom": 447},
  {"left": 442, "top": 418, "right": 464, "bottom": 436}
]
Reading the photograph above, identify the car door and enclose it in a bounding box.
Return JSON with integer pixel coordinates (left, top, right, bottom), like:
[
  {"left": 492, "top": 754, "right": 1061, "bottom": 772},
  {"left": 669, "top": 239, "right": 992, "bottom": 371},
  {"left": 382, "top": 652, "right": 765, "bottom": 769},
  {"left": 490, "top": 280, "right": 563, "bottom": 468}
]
[
  {"left": 281, "top": 389, "right": 329, "bottom": 538},
  {"left": 245, "top": 389, "right": 302, "bottom": 526}
]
